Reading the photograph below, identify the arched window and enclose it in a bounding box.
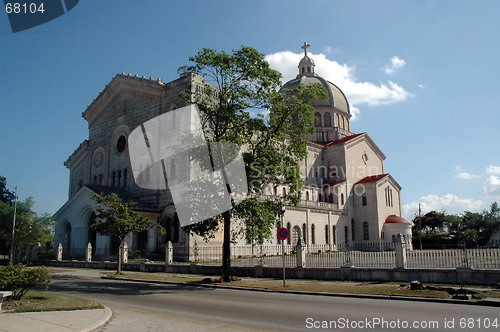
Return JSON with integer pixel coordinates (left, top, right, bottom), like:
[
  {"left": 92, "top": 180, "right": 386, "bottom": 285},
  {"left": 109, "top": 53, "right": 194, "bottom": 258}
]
[
  {"left": 325, "top": 225, "right": 329, "bottom": 244},
  {"left": 311, "top": 224, "right": 316, "bottom": 244},
  {"left": 305, "top": 191, "right": 309, "bottom": 200},
  {"left": 282, "top": 187, "right": 286, "bottom": 197},
  {"left": 273, "top": 186, "right": 277, "bottom": 196},
  {"left": 164, "top": 215, "right": 180, "bottom": 243},
  {"left": 342, "top": 117, "right": 345, "bottom": 129},
  {"left": 318, "top": 193, "right": 322, "bottom": 202},
  {"left": 328, "top": 193, "right": 334, "bottom": 203},
  {"left": 78, "top": 179, "right": 83, "bottom": 189},
  {"left": 314, "top": 112, "right": 322, "bottom": 127},
  {"left": 363, "top": 222, "right": 369, "bottom": 241},
  {"left": 93, "top": 176, "right": 97, "bottom": 185},
  {"left": 118, "top": 170, "right": 122, "bottom": 188},
  {"left": 341, "top": 193, "right": 344, "bottom": 205},
  {"left": 302, "top": 223, "right": 307, "bottom": 244},
  {"left": 351, "top": 219, "right": 355, "bottom": 241},
  {"left": 123, "top": 169, "right": 128, "bottom": 188},
  {"left": 336, "top": 114, "right": 340, "bottom": 127},
  {"left": 99, "top": 174, "right": 103, "bottom": 186},
  {"left": 324, "top": 112, "right": 332, "bottom": 127},
  {"left": 286, "top": 222, "right": 291, "bottom": 244},
  {"left": 332, "top": 225, "right": 337, "bottom": 245},
  {"left": 344, "top": 226, "right": 349, "bottom": 244},
  {"left": 112, "top": 171, "right": 116, "bottom": 187},
  {"left": 362, "top": 193, "right": 367, "bottom": 206},
  {"left": 292, "top": 226, "right": 301, "bottom": 246}
]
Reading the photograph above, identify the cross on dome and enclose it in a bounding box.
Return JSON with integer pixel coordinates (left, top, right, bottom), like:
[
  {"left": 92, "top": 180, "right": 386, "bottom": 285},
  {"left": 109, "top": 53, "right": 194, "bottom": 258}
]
[{"left": 301, "top": 42, "right": 310, "bottom": 57}]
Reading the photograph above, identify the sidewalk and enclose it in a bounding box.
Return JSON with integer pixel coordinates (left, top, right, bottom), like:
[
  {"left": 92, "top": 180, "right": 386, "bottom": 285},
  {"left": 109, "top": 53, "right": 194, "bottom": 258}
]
[{"left": 0, "top": 306, "right": 112, "bottom": 332}]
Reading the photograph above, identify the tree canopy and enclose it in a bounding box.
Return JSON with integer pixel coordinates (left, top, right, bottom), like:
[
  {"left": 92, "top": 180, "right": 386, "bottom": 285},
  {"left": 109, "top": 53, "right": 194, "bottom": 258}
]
[
  {"left": 412, "top": 202, "right": 500, "bottom": 248},
  {"left": 0, "top": 176, "right": 54, "bottom": 257},
  {"left": 0, "top": 175, "right": 15, "bottom": 205},
  {"left": 179, "top": 46, "right": 327, "bottom": 280},
  {"left": 91, "top": 192, "right": 164, "bottom": 274}
]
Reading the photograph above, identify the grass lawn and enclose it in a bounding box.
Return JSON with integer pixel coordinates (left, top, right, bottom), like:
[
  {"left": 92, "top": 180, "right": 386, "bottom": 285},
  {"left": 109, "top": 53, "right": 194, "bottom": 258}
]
[
  {"left": 2, "top": 290, "right": 103, "bottom": 313},
  {"left": 103, "top": 271, "right": 500, "bottom": 300}
]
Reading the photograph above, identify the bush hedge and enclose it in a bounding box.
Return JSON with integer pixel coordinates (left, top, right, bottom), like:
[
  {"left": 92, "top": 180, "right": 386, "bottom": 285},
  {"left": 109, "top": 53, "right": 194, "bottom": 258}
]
[{"left": 0, "top": 264, "right": 52, "bottom": 300}]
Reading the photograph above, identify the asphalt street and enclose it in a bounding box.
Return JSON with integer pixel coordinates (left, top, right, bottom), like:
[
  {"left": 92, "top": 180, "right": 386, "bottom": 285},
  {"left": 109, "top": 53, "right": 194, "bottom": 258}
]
[{"left": 48, "top": 270, "right": 500, "bottom": 331}]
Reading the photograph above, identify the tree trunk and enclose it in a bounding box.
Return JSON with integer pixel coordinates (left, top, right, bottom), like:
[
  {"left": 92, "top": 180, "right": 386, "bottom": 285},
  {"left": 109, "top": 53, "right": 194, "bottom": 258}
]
[
  {"left": 117, "top": 240, "right": 122, "bottom": 275},
  {"left": 222, "top": 210, "right": 231, "bottom": 282}
]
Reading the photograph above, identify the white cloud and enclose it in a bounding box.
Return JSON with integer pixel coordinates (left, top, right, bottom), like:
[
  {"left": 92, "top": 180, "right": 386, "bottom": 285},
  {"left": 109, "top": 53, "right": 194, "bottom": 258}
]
[
  {"left": 265, "top": 51, "right": 411, "bottom": 120},
  {"left": 454, "top": 164, "right": 480, "bottom": 179},
  {"left": 485, "top": 175, "right": 500, "bottom": 203},
  {"left": 402, "top": 194, "right": 484, "bottom": 221},
  {"left": 384, "top": 56, "right": 406, "bottom": 74},
  {"left": 418, "top": 84, "right": 425, "bottom": 89},
  {"left": 324, "top": 46, "right": 332, "bottom": 53},
  {"left": 486, "top": 165, "right": 500, "bottom": 175},
  {"left": 456, "top": 172, "right": 481, "bottom": 180}
]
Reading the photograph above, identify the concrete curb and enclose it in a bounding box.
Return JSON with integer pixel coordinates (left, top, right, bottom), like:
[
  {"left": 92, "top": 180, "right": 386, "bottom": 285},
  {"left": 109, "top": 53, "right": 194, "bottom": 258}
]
[
  {"left": 82, "top": 305, "right": 113, "bottom": 332},
  {"left": 101, "top": 276, "right": 500, "bottom": 307}
]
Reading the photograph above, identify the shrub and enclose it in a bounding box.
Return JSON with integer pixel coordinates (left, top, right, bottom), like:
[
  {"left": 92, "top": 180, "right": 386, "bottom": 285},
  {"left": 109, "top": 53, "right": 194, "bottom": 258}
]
[{"left": 0, "top": 264, "right": 52, "bottom": 300}]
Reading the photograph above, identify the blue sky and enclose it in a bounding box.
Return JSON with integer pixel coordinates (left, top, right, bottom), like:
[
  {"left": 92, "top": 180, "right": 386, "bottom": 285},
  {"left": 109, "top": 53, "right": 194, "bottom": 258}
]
[{"left": 1, "top": 1, "right": 499, "bottom": 220}]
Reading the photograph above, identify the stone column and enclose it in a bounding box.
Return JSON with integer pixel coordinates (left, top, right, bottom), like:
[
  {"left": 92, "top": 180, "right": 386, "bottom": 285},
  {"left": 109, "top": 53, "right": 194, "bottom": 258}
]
[
  {"left": 85, "top": 243, "right": 92, "bottom": 262},
  {"left": 165, "top": 241, "right": 173, "bottom": 266},
  {"left": 121, "top": 242, "right": 128, "bottom": 264},
  {"left": 56, "top": 243, "right": 63, "bottom": 261},
  {"left": 394, "top": 233, "right": 407, "bottom": 270},
  {"left": 296, "top": 237, "right": 306, "bottom": 268}
]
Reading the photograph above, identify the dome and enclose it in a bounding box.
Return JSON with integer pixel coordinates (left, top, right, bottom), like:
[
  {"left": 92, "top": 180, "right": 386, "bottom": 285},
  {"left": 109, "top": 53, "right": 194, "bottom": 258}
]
[
  {"left": 281, "top": 42, "right": 350, "bottom": 115},
  {"left": 385, "top": 215, "right": 409, "bottom": 224},
  {"left": 281, "top": 74, "right": 350, "bottom": 115},
  {"left": 299, "top": 55, "right": 315, "bottom": 67}
]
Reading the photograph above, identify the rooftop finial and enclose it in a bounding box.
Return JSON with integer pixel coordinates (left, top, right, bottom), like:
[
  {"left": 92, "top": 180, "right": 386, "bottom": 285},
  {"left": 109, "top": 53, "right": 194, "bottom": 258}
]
[{"left": 301, "top": 42, "right": 310, "bottom": 57}]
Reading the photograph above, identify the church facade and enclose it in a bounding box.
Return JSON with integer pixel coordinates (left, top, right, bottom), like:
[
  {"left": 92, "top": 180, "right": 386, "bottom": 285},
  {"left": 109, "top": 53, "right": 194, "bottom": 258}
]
[{"left": 54, "top": 44, "right": 411, "bottom": 260}]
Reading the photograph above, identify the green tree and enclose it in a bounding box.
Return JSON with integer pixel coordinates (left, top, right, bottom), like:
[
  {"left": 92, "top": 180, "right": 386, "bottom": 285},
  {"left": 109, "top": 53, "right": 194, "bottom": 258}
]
[
  {"left": 90, "top": 192, "right": 165, "bottom": 274},
  {"left": 449, "top": 203, "right": 500, "bottom": 247},
  {"left": 411, "top": 211, "right": 458, "bottom": 248},
  {"left": 0, "top": 197, "right": 54, "bottom": 256},
  {"left": 0, "top": 175, "right": 15, "bottom": 205},
  {"left": 179, "top": 46, "right": 327, "bottom": 281}
]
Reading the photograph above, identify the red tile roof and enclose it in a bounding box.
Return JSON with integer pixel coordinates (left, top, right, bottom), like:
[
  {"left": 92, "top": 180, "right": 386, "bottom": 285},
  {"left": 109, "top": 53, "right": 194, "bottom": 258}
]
[
  {"left": 385, "top": 215, "right": 409, "bottom": 224},
  {"left": 355, "top": 174, "right": 389, "bottom": 185},
  {"left": 318, "top": 132, "right": 365, "bottom": 146}
]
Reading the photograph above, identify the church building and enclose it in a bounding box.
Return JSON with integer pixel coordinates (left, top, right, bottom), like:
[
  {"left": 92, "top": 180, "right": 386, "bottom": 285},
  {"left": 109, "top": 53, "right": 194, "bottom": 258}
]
[{"left": 54, "top": 43, "right": 411, "bottom": 260}]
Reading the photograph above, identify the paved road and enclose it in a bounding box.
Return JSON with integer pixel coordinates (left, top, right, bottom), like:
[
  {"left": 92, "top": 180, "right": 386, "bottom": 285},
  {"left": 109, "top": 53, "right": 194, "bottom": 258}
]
[{"left": 48, "top": 270, "right": 500, "bottom": 331}]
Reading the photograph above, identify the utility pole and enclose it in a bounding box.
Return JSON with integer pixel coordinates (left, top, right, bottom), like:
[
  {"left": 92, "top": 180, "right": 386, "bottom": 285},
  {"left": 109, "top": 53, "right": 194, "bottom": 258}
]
[
  {"left": 9, "top": 186, "right": 18, "bottom": 265},
  {"left": 418, "top": 203, "right": 422, "bottom": 250}
]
